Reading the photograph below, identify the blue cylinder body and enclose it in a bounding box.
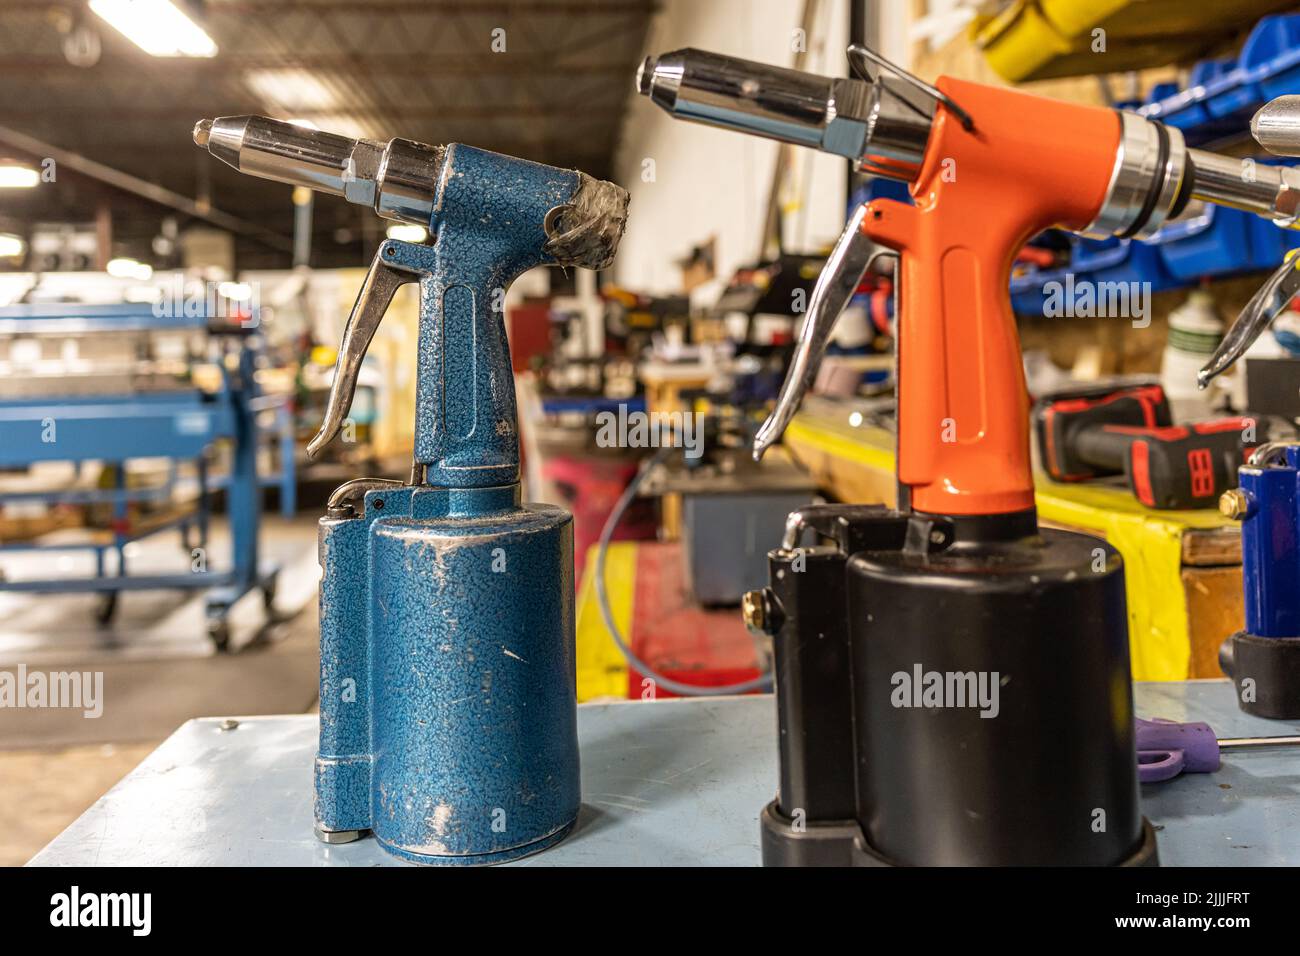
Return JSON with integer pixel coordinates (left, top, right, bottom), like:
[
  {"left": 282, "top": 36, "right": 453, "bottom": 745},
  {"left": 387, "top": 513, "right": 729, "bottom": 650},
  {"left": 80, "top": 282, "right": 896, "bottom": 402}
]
[
  {"left": 315, "top": 484, "right": 578, "bottom": 865},
  {"left": 1240, "top": 446, "right": 1300, "bottom": 638}
]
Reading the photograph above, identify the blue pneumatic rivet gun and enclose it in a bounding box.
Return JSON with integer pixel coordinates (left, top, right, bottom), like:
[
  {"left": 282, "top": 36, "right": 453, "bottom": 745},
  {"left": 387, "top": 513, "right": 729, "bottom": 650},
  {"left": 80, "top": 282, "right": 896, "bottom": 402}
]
[{"left": 195, "top": 115, "right": 629, "bottom": 864}]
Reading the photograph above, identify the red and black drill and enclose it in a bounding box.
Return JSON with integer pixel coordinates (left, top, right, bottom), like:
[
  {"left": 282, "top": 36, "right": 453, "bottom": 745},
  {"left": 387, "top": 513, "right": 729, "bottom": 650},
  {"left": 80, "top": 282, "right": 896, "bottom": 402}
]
[{"left": 1034, "top": 383, "right": 1255, "bottom": 510}]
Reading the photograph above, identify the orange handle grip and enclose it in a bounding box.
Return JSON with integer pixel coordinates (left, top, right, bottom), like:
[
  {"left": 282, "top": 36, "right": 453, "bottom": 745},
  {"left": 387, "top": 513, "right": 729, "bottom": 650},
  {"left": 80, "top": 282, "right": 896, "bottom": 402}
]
[{"left": 864, "top": 78, "right": 1123, "bottom": 516}]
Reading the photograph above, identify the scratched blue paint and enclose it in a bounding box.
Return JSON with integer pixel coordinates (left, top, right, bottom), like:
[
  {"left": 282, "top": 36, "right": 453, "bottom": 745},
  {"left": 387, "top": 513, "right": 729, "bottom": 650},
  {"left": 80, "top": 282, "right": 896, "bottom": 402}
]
[
  {"left": 316, "top": 484, "right": 579, "bottom": 864},
  {"left": 1240, "top": 445, "right": 1300, "bottom": 638},
  {"left": 314, "top": 144, "right": 584, "bottom": 865}
]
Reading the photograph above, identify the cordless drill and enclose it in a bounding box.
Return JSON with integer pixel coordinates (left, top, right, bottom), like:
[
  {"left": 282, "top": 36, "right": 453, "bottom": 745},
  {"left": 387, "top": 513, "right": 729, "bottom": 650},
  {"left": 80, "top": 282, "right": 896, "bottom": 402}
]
[
  {"left": 639, "top": 46, "right": 1300, "bottom": 866},
  {"left": 1034, "top": 382, "right": 1254, "bottom": 509},
  {"left": 196, "top": 116, "right": 628, "bottom": 864}
]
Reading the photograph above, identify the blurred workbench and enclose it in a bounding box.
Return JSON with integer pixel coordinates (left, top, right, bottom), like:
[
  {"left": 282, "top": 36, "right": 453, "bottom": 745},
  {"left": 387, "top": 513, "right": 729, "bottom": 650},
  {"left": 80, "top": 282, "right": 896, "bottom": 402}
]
[
  {"left": 28, "top": 681, "right": 1300, "bottom": 867},
  {"left": 783, "top": 397, "right": 1242, "bottom": 680}
]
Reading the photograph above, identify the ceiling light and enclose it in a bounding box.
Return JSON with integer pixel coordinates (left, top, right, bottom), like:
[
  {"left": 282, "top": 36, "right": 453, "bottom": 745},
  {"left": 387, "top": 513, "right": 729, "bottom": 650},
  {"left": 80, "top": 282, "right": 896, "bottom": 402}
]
[
  {"left": 218, "top": 281, "right": 254, "bottom": 302},
  {"left": 386, "top": 224, "right": 428, "bottom": 243},
  {"left": 89, "top": 1, "right": 218, "bottom": 58},
  {"left": 107, "top": 257, "right": 152, "bottom": 280},
  {"left": 0, "top": 235, "right": 26, "bottom": 258},
  {"left": 0, "top": 165, "right": 39, "bottom": 188}
]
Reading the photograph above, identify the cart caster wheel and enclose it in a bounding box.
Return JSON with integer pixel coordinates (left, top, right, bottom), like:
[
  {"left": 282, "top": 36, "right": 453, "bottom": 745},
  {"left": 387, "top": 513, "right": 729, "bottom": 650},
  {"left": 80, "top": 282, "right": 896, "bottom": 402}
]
[
  {"left": 95, "top": 591, "right": 118, "bottom": 626},
  {"left": 208, "top": 620, "right": 231, "bottom": 652}
]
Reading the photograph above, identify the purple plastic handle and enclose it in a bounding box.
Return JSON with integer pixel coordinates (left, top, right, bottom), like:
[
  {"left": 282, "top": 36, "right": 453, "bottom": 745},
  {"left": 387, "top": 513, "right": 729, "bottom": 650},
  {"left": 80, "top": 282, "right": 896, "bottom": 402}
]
[{"left": 1135, "top": 717, "right": 1221, "bottom": 783}]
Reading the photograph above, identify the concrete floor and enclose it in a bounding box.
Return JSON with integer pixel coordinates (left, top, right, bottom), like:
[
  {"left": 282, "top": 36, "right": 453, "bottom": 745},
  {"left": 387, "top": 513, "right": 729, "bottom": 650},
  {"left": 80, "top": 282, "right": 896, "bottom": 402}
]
[
  {"left": 0, "top": 515, "right": 322, "bottom": 865},
  {"left": 0, "top": 514, "right": 321, "bottom": 666},
  {"left": 0, "top": 742, "right": 157, "bottom": 867}
]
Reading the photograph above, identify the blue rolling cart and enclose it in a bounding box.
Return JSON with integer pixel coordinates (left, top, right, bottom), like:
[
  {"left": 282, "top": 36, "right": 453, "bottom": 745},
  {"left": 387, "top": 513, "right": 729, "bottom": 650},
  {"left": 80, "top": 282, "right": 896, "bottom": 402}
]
[{"left": 0, "top": 303, "right": 286, "bottom": 649}]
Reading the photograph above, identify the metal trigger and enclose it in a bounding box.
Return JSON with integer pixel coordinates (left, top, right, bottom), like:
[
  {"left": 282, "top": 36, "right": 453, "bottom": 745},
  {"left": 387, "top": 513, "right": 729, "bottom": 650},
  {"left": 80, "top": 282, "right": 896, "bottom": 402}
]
[
  {"left": 753, "top": 204, "right": 891, "bottom": 460},
  {"left": 847, "top": 43, "right": 975, "bottom": 132},
  {"left": 1198, "top": 250, "right": 1300, "bottom": 389},
  {"left": 307, "top": 242, "right": 417, "bottom": 459}
]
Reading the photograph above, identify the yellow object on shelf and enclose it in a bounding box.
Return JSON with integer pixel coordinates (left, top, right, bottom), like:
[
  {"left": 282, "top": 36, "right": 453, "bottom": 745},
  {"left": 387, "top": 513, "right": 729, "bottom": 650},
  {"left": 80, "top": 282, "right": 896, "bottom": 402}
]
[
  {"left": 1033, "top": 480, "right": 1233, "bottom": 681},
  {"left": 310, "top": 345, "right": 337, "bottom": 367},
  {"left": 973, "top": 0, "right": 1295, "bottom": 83}
]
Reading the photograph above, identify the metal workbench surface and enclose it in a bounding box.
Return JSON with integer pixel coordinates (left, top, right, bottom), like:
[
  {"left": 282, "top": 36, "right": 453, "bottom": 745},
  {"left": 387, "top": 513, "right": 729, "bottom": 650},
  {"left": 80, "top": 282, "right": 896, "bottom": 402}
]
[{"left": 29, "top": 680, "right": 1300, "bottom": 866}]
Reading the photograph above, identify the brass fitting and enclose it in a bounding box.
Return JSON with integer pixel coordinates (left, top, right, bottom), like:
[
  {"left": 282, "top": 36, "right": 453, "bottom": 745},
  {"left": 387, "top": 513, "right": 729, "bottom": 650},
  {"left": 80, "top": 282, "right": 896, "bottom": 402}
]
[
  {"left": 1219, "top": 488, "right": 1251, "bottom": 520},
  {"left": 741, "top": 590, "right": 767, "bottom": 636}
]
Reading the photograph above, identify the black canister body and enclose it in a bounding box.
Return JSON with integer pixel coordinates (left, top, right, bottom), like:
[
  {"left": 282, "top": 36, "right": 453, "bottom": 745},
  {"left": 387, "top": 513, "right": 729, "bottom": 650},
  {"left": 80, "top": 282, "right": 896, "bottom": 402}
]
[{"left": 848, "top": 527, "right": 1141, "bottom": 865}]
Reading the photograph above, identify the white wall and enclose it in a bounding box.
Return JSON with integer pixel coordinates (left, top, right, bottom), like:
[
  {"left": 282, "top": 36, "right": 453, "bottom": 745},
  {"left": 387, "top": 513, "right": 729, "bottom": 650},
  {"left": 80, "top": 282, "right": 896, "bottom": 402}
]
[{"left": 613, "top": 0, "right": 908, "bottom": 296}]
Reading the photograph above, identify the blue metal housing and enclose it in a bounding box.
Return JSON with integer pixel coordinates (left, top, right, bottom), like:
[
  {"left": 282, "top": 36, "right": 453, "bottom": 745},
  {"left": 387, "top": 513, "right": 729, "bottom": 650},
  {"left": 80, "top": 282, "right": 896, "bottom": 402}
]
[
  {"left": 1240, "top": 445, "right": 1300, "bottom": 638},
  {"left": 313, "top": 144, "right": 587, "bottom": 864},
  {"left": 315, "top": 484, "right": 578, "bottom": 864}
]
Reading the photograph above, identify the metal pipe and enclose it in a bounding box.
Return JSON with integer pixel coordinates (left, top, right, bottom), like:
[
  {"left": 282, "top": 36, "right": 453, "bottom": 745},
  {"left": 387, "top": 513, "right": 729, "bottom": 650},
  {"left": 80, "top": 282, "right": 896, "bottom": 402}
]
[
  {"left": 292, "top": 187, "right": 314, "bottom": 268},
  {"left": 759, "top": 0, "right": 822, "bottom": 260},
  {"left": 847, "top": 0, "right": 871, "bottom": 198},
  {"left": 0, "top": 122, "right": 293, "bottom": 252},
  {"left": 1188, "top": 147, "right": 1300, "bottom": 226}
]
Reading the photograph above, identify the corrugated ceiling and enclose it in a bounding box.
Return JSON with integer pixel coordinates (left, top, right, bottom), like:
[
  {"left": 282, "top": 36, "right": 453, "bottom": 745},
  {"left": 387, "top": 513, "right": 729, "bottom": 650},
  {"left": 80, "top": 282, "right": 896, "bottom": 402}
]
[{"left": 0, "top": 0, "right": 656, "bottom": 267}]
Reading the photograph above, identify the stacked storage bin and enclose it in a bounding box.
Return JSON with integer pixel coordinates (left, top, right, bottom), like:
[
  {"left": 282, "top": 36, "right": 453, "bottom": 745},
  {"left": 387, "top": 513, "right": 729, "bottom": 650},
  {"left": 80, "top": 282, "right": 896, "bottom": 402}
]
[{"left": 1009, "top": 14, "right": 1300, "bottom": 316}]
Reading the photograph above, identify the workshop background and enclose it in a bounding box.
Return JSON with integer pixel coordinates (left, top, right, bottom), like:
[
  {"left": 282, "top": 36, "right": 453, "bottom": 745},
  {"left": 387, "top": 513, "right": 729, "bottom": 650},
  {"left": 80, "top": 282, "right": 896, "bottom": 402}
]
[{"left": 1, "top": 0, "right": 1298, "bottom": 866}]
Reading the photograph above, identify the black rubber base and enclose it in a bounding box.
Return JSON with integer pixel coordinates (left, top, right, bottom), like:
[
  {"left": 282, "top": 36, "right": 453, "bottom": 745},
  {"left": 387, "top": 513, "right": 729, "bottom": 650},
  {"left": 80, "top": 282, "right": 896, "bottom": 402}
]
[
  {"left": 1221, "top": 631, "right": 1300, "bottom": 720},
  {"left": 759, "top": 801, "right": 1160, "bottom": 867}
]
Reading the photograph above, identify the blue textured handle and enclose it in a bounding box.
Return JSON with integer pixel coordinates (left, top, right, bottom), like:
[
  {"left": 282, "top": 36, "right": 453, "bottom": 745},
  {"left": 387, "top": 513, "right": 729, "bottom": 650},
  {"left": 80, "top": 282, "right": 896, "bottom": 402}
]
[{"left": 398, "top": 144, "right": 580, "bottom": 488}]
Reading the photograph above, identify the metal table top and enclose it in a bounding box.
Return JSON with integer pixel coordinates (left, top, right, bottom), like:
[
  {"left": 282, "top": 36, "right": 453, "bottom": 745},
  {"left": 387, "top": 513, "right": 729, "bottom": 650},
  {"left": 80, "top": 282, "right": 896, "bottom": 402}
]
[{"left": 29, "top": 680, "right": 1300, "bottom": 866}]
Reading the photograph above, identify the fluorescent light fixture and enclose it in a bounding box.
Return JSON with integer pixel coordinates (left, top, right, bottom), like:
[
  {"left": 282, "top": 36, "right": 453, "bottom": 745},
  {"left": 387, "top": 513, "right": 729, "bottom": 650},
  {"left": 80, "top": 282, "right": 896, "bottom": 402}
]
[
  {"left": 245, "top": 69, "right": 339, "bottom": 111},
  {"left": 89, "top": 0, "right": 218, "bottom": 58},
  {"left": 0, "top": 165, "right": 38, "bottom": 188},
  {"left": 106, "top": 257, "right": 153, "bottom": 280},
  {"left": 218, "top": 281, "right": 254, "bottom": 301},
  {"left": 0, "top": 234, "right": 25, "bottom": 257},
  {"left": 386, "top": 224, "right": 428, "bottom": 243}
]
